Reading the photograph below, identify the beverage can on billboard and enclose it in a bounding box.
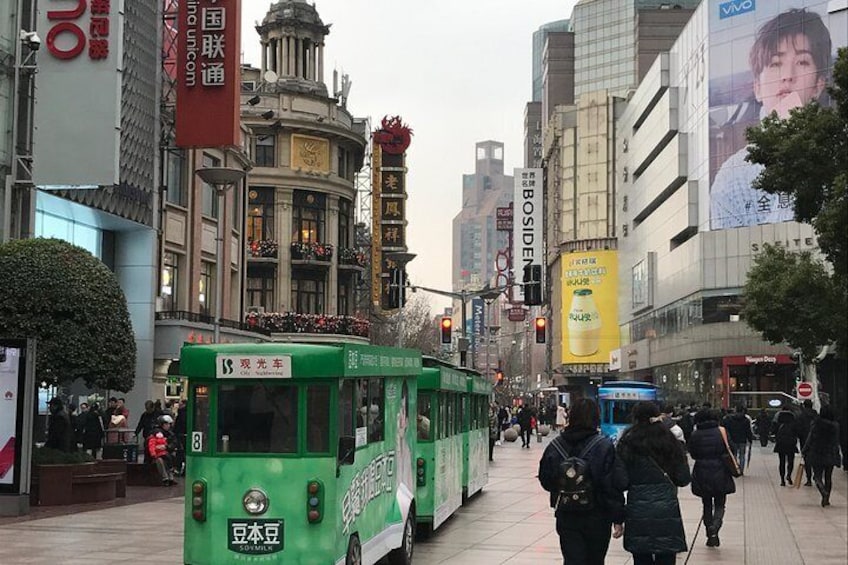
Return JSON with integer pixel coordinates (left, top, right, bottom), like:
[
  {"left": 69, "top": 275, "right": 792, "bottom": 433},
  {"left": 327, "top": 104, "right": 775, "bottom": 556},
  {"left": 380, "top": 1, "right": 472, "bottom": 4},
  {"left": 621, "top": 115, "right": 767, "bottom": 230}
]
[{"left": 567, "top": 289, "right": 602, "bottom": 357}]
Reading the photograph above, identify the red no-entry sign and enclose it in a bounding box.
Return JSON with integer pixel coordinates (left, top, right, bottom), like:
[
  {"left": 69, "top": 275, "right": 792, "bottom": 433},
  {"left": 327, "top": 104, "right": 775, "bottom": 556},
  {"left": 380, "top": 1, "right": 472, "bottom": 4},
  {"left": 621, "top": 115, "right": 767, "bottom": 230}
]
[{"left": 797, "top": 382, "right": 813, "bottom": 399}]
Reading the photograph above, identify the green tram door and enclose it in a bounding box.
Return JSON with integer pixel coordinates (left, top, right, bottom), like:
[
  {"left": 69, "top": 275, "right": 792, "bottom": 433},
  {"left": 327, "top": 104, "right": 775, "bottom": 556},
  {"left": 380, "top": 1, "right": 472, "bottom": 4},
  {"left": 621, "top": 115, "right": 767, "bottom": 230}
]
[
  {"left": 180, "top": 342, "right": 421, "bottom": 565},
  {"left": 461, "top": 367, "right": 492, "bottom": 499}
]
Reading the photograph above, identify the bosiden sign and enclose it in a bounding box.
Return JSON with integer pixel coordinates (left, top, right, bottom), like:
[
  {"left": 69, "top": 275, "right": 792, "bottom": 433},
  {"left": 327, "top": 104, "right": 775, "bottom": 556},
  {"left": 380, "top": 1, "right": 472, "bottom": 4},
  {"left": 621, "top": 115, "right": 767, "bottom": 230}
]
[{"left": 176, "top": 0, "right": 242, "bottom": 147}]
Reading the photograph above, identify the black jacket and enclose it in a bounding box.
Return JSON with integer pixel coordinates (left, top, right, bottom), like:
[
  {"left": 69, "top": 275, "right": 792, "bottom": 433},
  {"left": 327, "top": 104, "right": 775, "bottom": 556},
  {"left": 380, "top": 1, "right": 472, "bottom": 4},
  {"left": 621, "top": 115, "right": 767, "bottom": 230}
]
[
  {"left": 46, "top": 409, "right": 75, "bottom": 452},
  {"left": 538, "top": 427, "right": 625, "bottom": 524},
  {"left": 724, "top": 413, "right": 753, "bottom": 445},
  {"left": 802, "top": 418, "right": 841, "bottom": 468},
  {"left": 687, "top": 421, "right": 736, "bottom": 497},
  {"left": 614, "top": 439, "right": 691, "bottom": 555},
  {"left": 754, "top": 413, "right": 771, "bottom": 435},
  {"left": 517, "top": 406, "right": 534, "bottom": 429},
  {"left": 80, "top": 410, "right": 105, "bottom": 450},
  {"left": 795, "top": 407, "right": 817, "bottom": 446},
  {"left": 773, "top": 411, "right": 799, "bottom": 455},
  {"left": 135, "top": 410, "right": 158, "bottom": 439}
]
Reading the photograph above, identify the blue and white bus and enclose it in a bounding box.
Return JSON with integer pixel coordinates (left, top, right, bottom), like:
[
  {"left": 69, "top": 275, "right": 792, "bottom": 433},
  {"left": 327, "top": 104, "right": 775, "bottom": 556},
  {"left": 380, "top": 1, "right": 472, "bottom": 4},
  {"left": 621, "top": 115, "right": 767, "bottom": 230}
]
[{"left": 598, "top": 381, "right": 658, "bottom": 443}]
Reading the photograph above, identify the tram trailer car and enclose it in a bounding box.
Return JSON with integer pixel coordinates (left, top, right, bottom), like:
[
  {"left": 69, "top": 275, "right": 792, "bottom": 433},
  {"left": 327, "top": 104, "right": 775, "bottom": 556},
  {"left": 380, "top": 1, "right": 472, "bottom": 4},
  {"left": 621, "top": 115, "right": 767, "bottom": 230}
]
[
  {"left": 460, "top": 366, "right": 491, "bottom": 500},
  {"left": 181, "top": 343, "right": 421, "bottom": 565}
]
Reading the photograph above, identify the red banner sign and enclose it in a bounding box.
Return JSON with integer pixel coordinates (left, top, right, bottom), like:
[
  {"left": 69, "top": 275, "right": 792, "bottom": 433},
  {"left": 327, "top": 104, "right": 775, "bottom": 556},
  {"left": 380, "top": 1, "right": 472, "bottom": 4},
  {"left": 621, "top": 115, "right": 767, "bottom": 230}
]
[{"left": 176, "top": 0, "right": 242, "bottom": 147}]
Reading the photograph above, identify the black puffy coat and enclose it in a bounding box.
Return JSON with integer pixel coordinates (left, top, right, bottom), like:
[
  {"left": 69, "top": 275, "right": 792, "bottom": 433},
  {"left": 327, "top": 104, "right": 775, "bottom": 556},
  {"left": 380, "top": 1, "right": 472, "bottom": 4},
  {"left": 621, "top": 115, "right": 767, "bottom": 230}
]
[
  {"left": 80, "top": 410, "right": 105, "bottom": 450},
  {"left": 538, "top": 427, "right": 625, "bottom": 524},
  {"left": 614, "top": 439, "right": 691, "bottom": 554},
  {"left": 687, "top": 421, "right": 736, "bottom": 497},
  {"left": 724, "top": 412, "right": 753, "bottom": 446},
  {"left": 773, "top": 410, "right": 799, "bottom": 455},
  {"left": 802, "top": 418, "right": 841, "bottom": 468}
]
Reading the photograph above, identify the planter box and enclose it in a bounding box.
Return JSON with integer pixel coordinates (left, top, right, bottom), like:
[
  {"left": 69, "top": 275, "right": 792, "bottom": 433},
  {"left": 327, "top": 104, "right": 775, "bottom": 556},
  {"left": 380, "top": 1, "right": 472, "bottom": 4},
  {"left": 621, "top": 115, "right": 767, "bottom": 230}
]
[{"left": 30, "top": 461, "right": 126, "bottom": 506}]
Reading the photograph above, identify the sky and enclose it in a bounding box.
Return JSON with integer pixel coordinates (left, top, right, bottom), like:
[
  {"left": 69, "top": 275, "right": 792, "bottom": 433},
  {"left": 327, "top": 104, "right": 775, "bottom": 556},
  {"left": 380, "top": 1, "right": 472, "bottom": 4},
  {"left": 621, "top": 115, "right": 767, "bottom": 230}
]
[{"left": 241, "top": 1, "right": 578, "bottom": 311}]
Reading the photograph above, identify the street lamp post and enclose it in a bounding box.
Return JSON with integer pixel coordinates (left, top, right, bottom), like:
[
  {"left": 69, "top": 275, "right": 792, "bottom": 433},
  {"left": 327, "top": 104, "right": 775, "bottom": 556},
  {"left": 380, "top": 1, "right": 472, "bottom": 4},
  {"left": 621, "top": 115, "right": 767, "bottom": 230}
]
[
  {"left": 385, "top": 251, "right": 416, "bottom": 348},
  {"left": 411, "top": 283, "right": 507, "bottom": 369},
  {"left": 195, "top": 166, "right": 246, "bottom": 344}
]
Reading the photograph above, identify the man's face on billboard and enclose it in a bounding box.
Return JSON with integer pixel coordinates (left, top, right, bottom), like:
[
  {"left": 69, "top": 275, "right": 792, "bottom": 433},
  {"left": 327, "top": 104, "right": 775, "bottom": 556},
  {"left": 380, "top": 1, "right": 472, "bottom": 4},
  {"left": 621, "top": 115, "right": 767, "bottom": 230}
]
[{"left": 754, "top": 34, "right": 826, "bottom": 119}]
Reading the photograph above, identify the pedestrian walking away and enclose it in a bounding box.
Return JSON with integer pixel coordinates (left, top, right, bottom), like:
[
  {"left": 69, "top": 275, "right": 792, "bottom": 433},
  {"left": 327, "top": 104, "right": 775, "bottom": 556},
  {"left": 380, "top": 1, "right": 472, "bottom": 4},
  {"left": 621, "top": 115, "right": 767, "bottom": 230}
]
[
  {"left": 614, "top": 402, "right": 691, "bottom": 565},
  {"left": 687, "top": 408, "right": 736, "bottom": 548},
  {"left": 755, "top": 408, "right": 771, "bottom": 447},
  {"left": 802, "top": 404, "right": 841, "bottom": 507},
  {"left": 723, "top": 404, "right": 754, "bottom": 475},
  {"left": 488, "top": 403, "right": 500, "bottom": 462},
  {"left": 773, "top": 404, "right": 800, "bottom": 486},
  {"left": 538, "top": 398, "right": 625, "bottom": 565},
  {"left": 518, "top": 403, "right": 534, "bottom": 448},
  {"left": 795, "top": 399, "right": 818, "bottom": 486}
]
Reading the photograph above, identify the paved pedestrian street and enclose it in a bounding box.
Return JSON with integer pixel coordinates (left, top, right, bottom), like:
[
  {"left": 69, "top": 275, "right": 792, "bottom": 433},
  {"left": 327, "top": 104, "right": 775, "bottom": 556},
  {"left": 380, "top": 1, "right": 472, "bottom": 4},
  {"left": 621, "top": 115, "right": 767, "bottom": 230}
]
[{"left": 0, "top": 434, "right": 845, "bottom": 564}]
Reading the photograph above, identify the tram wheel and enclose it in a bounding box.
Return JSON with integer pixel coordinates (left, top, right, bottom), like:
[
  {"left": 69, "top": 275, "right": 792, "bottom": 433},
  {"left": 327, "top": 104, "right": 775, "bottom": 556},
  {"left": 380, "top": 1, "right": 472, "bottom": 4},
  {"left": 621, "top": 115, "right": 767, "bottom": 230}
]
[
  {"left": 388, "top": 511, "right": 415, "bottom": 565},
  {"left": 345, "top": 535, "right": 361, "bottom": 565}
]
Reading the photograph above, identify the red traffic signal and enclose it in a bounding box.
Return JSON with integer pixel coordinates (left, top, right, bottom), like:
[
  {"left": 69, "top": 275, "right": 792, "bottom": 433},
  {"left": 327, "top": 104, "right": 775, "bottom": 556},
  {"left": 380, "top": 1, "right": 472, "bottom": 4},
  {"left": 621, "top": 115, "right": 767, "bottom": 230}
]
[
  {"left": 535, "top": 317, "right": 546, "bottom": 344},
  {"left": 495, "top": 370, "right": 504, "bottom": 384},
  {"left": 440, "top": 317, "right": 453, "bottom": 344}
]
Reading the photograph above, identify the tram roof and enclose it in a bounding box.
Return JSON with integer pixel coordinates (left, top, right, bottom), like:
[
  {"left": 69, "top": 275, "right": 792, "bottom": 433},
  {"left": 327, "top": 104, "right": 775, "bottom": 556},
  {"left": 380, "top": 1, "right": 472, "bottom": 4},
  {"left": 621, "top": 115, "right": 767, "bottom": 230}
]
[
  {"left": 419, "top": 364, "right": 468, "bottom": 393},
  {"left": 179, "top": 342, "right": 422, "bottom": 380}
]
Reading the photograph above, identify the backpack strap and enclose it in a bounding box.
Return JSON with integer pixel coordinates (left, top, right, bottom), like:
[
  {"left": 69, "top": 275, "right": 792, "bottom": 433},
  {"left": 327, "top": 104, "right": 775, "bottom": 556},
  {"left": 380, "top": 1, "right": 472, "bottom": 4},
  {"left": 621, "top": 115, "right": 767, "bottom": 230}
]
[
  {"left": 578, "top": 434, "right": 605, "bottom": 459},
  {"left": 550, "top": 435, "right": 571, "bottom": 461}
]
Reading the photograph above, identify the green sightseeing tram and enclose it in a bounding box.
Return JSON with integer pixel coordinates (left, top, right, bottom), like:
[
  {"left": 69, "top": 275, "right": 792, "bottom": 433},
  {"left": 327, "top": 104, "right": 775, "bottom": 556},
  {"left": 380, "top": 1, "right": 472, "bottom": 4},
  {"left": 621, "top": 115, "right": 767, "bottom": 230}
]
[
  {"left": 413, "top": 358, "right": 466, "bottom": 534},
  {"left": 180, "top": 342, "right": 421, "bottom": 565},
  {"left": 461, "top": 367, "right": 491, "bottom": 500}
]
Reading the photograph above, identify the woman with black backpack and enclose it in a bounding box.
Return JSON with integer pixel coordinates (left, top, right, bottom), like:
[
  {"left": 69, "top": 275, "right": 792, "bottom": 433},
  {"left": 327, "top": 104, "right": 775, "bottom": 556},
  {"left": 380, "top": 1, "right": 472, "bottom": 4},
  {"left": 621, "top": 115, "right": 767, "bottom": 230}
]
[
  {"left": 538, "top": 398, "right": 625, "bottom": 565},
  {"left": 614, "top": 402, "right": 691, "bottom": 565}
]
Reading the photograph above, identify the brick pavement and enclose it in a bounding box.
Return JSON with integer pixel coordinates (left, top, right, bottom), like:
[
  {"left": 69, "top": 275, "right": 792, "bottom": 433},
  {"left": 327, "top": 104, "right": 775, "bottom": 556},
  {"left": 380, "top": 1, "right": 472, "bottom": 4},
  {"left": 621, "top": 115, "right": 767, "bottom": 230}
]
[{"left": 0, "top": 434, "right": 844, "bottom": 564}]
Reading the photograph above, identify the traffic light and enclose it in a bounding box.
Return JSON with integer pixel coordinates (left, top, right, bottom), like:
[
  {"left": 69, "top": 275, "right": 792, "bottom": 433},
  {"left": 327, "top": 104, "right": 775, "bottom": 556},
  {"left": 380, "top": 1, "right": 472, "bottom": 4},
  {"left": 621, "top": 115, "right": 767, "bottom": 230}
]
[
  {"left": 440, "top": 317, "right": 453, "bottom": 344},
  {"left": 495, "top": 370, "right": 504, "bottom": 385},
  {"left": 523, "top": 264, "right": 542, "bottom": 306},
  {"left": 535, "top": 317, "right": 547, "bottom": 344}
]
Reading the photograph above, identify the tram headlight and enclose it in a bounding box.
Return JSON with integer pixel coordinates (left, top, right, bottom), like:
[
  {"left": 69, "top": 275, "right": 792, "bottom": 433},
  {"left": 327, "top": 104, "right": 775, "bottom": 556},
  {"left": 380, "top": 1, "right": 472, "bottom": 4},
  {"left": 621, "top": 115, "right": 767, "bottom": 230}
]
[{"left": 243, "top": 488, "right": 269, "bottom": 515}]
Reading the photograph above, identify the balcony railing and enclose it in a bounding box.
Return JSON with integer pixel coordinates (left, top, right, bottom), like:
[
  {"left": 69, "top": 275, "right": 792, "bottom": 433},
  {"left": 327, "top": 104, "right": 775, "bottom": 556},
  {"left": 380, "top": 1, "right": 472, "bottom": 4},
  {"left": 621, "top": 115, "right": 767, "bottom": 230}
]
[
  {"left": 338, "top": 247, "right": 368, "bottom": 269},
  {"left": 290, "top": 241, "right": 333, "bottom": 262},
  {"left": 247, "top": 239, "right": 279, "bottom": 259},
  {"left": 245, "top": 311, "right": 369, "bottom": 338},
  {"left": 156, "top": 310, "right": 272, "bottom": 335}
]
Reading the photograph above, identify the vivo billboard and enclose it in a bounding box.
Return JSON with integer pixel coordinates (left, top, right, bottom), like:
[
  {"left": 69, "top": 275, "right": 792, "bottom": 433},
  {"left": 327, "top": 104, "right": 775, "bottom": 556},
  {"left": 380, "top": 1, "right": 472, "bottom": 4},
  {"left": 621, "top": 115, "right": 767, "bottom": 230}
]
[
  {"left": 708, "top": 0, "right": 847, "bottom": 229},
  {"left": 33, "top": 0, "right": 124, "bottom": 188},
  {"left": 176, "top": 0, "right": 242, "bottom": 147}
]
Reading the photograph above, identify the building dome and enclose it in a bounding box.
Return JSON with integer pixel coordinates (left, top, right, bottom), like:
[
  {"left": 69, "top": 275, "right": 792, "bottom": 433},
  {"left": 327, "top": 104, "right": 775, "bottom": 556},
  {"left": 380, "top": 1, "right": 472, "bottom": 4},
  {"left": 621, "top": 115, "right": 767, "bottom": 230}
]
[{"left": 255, "top": 1, "right": 331, "bottom": 96}]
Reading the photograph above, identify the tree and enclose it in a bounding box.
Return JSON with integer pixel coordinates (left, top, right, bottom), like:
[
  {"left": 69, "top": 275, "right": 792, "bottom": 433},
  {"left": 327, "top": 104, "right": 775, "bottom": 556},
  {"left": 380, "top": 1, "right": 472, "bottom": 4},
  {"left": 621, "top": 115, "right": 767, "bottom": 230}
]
[
  {"left": 0, "top": 238, "right": 137, "bottom": 391},
  {"left": 369, "top": 294, "right": 447, "bottom": 358},
  {"left": 742, "top": 245, "right": 845, "bottom": 360},
  {"left": 744, "top": 47, "right": 848, "bottom": 359}
]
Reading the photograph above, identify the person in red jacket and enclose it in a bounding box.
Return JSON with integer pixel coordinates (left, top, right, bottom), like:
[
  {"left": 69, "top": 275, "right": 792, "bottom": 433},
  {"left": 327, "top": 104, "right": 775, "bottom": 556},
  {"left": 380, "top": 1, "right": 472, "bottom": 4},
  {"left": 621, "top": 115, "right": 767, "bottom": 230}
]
[{"left": 148, "top": 415, "right": 177, "bottom": 486}]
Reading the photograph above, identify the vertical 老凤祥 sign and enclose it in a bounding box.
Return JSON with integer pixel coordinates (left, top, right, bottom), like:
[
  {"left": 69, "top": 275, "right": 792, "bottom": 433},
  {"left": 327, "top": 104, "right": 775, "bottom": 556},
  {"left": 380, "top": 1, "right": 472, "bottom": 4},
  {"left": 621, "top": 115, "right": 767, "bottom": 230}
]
[
  {"left": 33, "top": 0, "right": 123, "bottom": 188},
  {"left": 513, "top": 168, "right": 544, "bottom": 300},
  {"left": 372, "top": 116, "right": 412, "bottom": 311},
  {"left": 176, "top": 0, "right": 242, "bottom": 147}
]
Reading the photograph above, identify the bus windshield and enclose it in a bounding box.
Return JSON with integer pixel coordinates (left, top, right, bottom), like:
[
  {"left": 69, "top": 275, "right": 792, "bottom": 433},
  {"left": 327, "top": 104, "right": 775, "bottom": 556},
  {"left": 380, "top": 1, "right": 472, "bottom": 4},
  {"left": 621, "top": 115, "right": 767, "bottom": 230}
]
[
  {"left": 610, "top": 401, "right": 636, "bottom": 425},
  {"left": 218, "top": 383, "right": 298, "bottom": 453}
]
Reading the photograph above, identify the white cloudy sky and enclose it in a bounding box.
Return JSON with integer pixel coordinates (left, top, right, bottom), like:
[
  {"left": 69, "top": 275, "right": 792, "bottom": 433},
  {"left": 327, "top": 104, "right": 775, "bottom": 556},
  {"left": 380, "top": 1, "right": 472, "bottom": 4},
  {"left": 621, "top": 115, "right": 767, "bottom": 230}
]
[{"left": 241, "top": 1, "right": 578, "bottom": 310}]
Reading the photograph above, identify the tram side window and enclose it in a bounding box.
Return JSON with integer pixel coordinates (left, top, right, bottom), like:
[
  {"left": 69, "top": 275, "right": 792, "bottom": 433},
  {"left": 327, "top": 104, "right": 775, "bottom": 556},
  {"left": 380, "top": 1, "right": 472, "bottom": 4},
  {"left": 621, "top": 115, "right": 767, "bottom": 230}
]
[
  {"left": 367, "top": 378, "right": 384, "bottom": 442},
  {"left": 418, "top": 393, "right": 432, "bottom": 441},
  {"left": 218, "top": 384, "right": 298, "bottom": 453},
  {"left": 192, "top": 385, "right": 210, "bottom": 453},
  {"left": 306, "top": 385, "right": 330, "bottom": 453},
  {"left": 339, "top": 380, "right": 355, "bottom": 438},
  {"left": 439, "top": 393, "right": 447, "bottom": 440}
]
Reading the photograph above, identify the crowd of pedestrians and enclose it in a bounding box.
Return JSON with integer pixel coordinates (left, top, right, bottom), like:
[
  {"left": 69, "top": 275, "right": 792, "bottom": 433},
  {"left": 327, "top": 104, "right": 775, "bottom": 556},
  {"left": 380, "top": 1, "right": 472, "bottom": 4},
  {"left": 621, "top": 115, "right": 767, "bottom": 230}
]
[
  {"left": 44, "top": 395, "right": 187, "bottom": 487},
  {"left": 536, "top": 397, "right": 844, "bottom": 564}
]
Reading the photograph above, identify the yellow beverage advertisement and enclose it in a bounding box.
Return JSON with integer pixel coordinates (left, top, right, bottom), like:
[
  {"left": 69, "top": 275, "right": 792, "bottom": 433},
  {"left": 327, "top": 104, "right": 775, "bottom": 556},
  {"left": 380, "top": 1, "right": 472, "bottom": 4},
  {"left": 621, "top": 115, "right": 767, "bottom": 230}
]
[{"left": 561, "top": 250, "right": 619, "bottom": 364}]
